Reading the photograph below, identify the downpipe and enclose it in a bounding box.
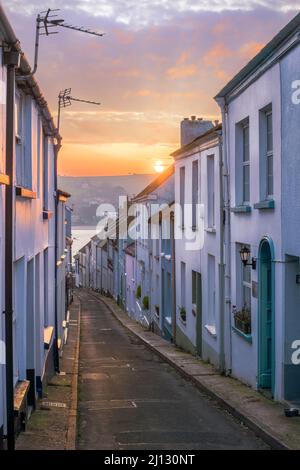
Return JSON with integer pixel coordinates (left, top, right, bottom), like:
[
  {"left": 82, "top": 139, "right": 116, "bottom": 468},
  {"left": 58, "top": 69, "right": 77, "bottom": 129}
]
[{"left": 3, "top": 47, "right": 21, "bottom": 451}]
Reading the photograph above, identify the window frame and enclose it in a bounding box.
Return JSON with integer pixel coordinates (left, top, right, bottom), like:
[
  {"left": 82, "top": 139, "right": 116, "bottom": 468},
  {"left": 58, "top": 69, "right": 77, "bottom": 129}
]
[
  {"left": 242, "top": 122, "right": 250, "bottom": 204},
  {"left": 265, "top": 109, "right": 273, "bottom": 198}
]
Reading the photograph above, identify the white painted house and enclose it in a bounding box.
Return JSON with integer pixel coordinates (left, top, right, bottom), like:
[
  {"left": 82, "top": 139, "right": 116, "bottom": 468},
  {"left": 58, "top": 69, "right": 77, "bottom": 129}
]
[
  {"left": 215, "top": 12, "right": 300, "bottom": 402},
  {"left": 171, "top": 119, "right": 225, "bottom": 369}
]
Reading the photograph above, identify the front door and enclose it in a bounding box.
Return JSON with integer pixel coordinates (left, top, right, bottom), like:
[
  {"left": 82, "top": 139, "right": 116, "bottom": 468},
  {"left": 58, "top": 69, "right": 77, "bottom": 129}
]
[
  {"left": 195, "top": 273, "right": 202, "bottom": 357},
  {"left": 258, "top": 239, "right": 274, "bottom": 393}
]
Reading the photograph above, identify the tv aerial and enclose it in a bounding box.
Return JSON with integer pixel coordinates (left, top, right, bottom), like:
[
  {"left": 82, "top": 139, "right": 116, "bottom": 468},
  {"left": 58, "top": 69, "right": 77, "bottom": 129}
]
[
  {"left": 57, "top": 88, "right": 101, "bottom": 132},
  {"left": 18, "top": 8, "right": 104, "bottom": 79}
]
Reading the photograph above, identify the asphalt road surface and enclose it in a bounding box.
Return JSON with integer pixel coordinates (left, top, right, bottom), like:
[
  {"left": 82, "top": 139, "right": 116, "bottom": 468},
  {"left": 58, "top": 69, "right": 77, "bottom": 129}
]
[{"left": 77, "top": 290, "right": 269, "bottom": 450}]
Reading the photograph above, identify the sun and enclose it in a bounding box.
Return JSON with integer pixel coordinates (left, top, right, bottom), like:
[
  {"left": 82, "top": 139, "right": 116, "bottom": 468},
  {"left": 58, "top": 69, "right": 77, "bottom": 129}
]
[{"left": 154, "top": 161, "right": 164, "bottom": 173}]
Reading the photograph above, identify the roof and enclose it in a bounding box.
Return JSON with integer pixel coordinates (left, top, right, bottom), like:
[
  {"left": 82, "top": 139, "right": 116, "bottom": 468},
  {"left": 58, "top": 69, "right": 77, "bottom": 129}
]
[
  {"left": 171, "top": 123, "right": 222, "bottom": 158},
  {"left": 132, "top": 164, "right": 174, "bottom": 202},
  {"left": 215, "top": 12, "right": 300, "bottom": 99}
]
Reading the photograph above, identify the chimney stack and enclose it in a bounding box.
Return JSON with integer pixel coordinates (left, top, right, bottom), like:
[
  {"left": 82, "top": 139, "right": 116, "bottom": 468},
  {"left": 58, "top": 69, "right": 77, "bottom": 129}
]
[{"left": 180, "top": 116, "right": 214, "bottom": 147}]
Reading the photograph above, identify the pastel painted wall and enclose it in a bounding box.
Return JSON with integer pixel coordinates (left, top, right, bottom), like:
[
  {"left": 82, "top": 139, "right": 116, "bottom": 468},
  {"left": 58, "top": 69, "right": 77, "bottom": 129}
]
[{"left": 227, "top": 63, "right": 283, "bottom": 396}]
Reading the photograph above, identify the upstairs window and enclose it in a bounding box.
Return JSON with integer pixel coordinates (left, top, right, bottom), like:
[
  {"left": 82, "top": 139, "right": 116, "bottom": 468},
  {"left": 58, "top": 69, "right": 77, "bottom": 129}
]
[
  {"left": 15, "top": 93, "right": 32, "bottom": 189},
  {"left": 180, "top": 166, "right": 185, "bottom": 229},
  {"left": 207, "top": 154, "right": 215, "bottom": 228},
  {"left": 235, "top": 117, "right": 250, "bottom": 206},
  {"left": 242, "top": 123, "right": 250, "bottom": 204},
  {"left": 259, "top": 105, "right": 273, "bottom": 200},
  {"left": 192, "top": 160, "right": 199, "bottom": 230}
]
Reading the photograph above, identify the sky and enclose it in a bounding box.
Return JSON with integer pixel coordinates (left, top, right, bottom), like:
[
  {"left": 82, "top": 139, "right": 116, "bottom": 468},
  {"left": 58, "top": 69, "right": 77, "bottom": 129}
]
[{"left": 2, "top": 1, "right": 299, "bottom": 176}]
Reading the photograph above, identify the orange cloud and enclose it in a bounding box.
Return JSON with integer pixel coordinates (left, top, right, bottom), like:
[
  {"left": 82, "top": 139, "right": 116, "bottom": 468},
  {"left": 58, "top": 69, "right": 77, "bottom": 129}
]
[
  {"left": 203, "top": 43, "right": 232, "bottom": 67},
  {"left": 167, "top": 64, "right": 198, "bottom": 79},
  {"left": 239, "top": 41, "right": 264, "bottom": 59}
]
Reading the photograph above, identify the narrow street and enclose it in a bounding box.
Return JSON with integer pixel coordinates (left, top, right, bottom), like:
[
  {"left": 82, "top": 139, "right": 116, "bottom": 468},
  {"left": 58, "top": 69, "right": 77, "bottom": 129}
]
[{"left": 77, "top": 290, "right": 268, "bottom": 450}]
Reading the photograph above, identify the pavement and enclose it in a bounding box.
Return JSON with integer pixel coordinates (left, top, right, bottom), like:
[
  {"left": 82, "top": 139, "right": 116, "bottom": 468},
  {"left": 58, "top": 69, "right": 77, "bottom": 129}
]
[
  {"left": 77, "top": 289, "right": 268, "bottom": 450},
  {"left": 16, "top": 296, "right": 81, "bottom": 450}
]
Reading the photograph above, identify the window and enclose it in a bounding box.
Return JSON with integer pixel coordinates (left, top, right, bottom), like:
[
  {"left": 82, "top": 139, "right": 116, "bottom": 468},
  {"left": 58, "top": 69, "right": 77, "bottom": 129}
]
[
  {"left": 192, "top": 270, "right": 197, "bottom": 305},
  {"left": 15, "top": 92, "right": 25, "bottom": 186},
  {"left": 207, "top": 155, "right": 215, "bottom": 228},
  {"left": 180, "top": 166, "right": 185, "bottom": 229},
  {"left": 37, "top": 114, "right": 42, "bottom": 197},
  {"left": 242, "top": 261, "right": 251, "bottom": 312},
  {"left": 242, "top": 123, "right": 250, "bottom": 203},
  {"left": 234, "top": 244, "right": 252, "bottom": 335},
  {"left": 15, "top": 93, "right": 33, "bottom": 189},
  {"left": 181, "top": 262, "right": 186, "bottom": 307},
  {"left": 266, "top": 111, "right": 273, "bottom": 197},
  {"left": 192, "top": 160, "right": 198, "bottom": 230},
  {"left": 44, "top": 249, "right": 49, "bottom": 327},
  {"left": 43, "top": 135, "right": 49, "bottom": 209},
  {"left": 207, "top": 255, "right": 216, "bottom": 327},
  {"left": 259, "top": 106, "right": 273, "bottom": 199}
]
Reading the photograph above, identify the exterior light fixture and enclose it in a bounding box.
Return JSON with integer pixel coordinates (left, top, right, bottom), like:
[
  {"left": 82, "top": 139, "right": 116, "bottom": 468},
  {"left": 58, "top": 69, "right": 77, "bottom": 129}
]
[{"left": 239, "top": 246, "right": 257, "bottom": 270}]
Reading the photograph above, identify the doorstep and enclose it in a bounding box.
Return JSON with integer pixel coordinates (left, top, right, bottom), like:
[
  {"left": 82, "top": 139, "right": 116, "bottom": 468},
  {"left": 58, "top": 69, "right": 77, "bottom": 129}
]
[{"left": 98, "top": 293, "right": 300, "bottom": 450}]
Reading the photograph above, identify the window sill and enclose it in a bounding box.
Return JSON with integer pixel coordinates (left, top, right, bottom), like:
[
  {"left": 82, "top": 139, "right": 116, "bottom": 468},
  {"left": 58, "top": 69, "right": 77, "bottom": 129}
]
[
  {"left": 231, "top": 205, "right": 251, "bottom": 214},
  {"left": 16, "top": 186, "right": 37, "bottom": 199},
  {"left": 253, "top": 199, "right": 275, "bottom": 210},
  {"left": 0, "top": 173, "right": 10, "bottom": 185},
  {"left": 204, "top": 324, "right": 217, "bottom": 338},
  {"left": 205, "top": 227, "right": 216, "bottom": 234},
  {"left": 43, "top": 210, "right": 54, "bottom": 220},
  {"left": 232, "top": 325, "right": 252, "bottom": 344}
]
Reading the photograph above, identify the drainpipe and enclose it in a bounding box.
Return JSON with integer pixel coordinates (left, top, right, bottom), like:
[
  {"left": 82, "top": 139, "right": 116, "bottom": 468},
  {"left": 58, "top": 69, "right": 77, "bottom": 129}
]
[
  {"left": 54, "top": 139, "right": 62, "bottom": 373},
  {"left": 217, "top": 97, "right": 232, "bottom": 374},
  {"left": 3, "top": 47, "right": 21, "bottom": 451},
  {"left": 218, "top": 132, "right": 225, "bottom": 374},
  {"left": 171, "top": 212, "right": 176, "bottom": 343}
]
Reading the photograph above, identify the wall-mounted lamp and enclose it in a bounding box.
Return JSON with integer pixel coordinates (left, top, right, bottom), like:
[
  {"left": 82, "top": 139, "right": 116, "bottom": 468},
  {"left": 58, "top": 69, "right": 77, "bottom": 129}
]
[{"left": 239, "top": 246, "right": 257, "bottom": 270}]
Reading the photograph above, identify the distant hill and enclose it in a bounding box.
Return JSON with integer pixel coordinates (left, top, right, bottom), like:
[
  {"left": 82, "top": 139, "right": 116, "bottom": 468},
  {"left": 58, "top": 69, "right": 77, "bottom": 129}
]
[{"left": 58, "top": 174, "right": 155, "bottom": 227}]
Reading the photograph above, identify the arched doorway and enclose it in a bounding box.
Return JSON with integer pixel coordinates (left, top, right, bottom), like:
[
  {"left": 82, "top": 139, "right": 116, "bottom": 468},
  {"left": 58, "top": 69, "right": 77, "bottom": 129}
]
[{"left": 258, "top": 238, "right": 275, "bottom": 395}]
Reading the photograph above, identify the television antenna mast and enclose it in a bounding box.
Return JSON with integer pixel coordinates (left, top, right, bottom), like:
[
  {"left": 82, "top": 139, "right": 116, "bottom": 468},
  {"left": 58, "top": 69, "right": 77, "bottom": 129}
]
[
  {"left": 57, "top": 88, "right": 101, "bottom": 132},
  {"left": 18, "top": 8, "right": 104, "bottom": 79}
]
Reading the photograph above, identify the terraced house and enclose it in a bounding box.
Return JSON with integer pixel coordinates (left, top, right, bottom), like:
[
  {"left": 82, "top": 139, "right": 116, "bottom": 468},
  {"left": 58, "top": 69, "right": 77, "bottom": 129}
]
[
  {"left": 0, "top": 6, "right": 72, "bottom": 448},
  {"left": 215, "top": 12, "right": 300, "bottom": 403}
]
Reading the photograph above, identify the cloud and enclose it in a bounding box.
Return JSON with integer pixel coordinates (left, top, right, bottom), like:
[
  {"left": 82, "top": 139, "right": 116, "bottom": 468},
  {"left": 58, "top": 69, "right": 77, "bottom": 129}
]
[
  {"left": 2, "top": 1, "right": 297, "bottom": 175},
  {"left": 167, "top": 64, "right": 198, "bottom": 79},
  {"left": 4, "top": 1, "right": 300, "bottom": 28}
]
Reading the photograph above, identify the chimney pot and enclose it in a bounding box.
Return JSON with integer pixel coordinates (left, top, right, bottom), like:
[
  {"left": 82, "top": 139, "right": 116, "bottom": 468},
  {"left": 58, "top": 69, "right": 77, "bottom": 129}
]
[{"left": 191, "top": 115, "right": 196, "bottom": 121}]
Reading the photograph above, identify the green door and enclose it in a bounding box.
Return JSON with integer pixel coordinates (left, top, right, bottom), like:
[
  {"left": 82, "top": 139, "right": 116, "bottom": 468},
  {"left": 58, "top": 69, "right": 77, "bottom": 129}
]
[
  {"left": 258, "top": 240, "right": 274, "bottom": 392},
  {"left": 195, "top": 272, "right": 202, "bottom": 357}
]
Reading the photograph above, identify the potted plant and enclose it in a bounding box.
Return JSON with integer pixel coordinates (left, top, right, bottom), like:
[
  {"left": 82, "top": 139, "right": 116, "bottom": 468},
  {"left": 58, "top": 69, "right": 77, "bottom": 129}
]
[
  {"left": 142, "top": 295, "right": 149, "bottom": 311},
  {"left": 136, "top": 285, "right": 141, "bottom": 299},
  {"left": 179, "top": 306, "right": 187, "bottom": 323},
  {"left": 234, "top": 306, "right": 251, "bottom": 334}
]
